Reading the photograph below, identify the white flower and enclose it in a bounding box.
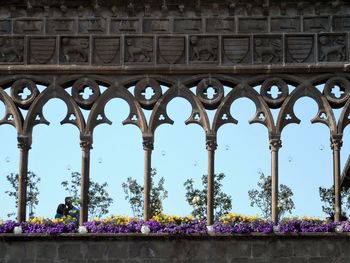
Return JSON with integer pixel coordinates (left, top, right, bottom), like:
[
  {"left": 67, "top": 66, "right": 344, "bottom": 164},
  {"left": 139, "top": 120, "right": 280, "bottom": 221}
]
[
  {"left": 141, "top": 225, "right": 150, "bottom": 234},
  {"left": 78, "top": 226, "right": 88, "bottom": 234},
  {"left": 14, "top": 226, "right": 22, "bottom": 234}
]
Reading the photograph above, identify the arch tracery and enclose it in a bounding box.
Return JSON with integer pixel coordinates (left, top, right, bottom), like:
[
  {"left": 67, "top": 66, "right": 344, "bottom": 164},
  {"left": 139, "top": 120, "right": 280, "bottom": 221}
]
[{"left": 0, "top": 72, "right": 349, "bottom": 225}]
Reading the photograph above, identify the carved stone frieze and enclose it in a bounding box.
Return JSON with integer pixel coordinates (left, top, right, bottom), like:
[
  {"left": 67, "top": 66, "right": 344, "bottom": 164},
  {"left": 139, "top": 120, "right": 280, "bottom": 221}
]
[
  {"left": 13, "top": 19, "right": 44, "bottom": 34},
  {"left": 253, "top": 36, "right": 282, "bottom": 64},
  {"left": 174, "top": 18, "right": 202, "bottom": 34},
  {"left": 318, "top": 34, "right": 347, "bottom": 62},
  {"left": 285, "top": 35, "right": 314, "bottom": 63},
  {"left": 303, "top": 16, "right": 330, "bottom": 32},
  {"left": 79, "top": 18, "right": 106, "bottom": 34},
  {"left": 222, "top": 36, "right": 251, "bottom": 64},
  {"left": 110, "top": 19, "right": 141, "bottom": 34},
  {"left": 206, "top": 18, "right": 235, "bottom": 34},
  {"left": 0, "top": 37, "right": 24, "bottom": 63},
  {"left": 125, "top": 37, "right": 154, "bottom": 63},
  {"left": 157, "top": 36, "right": 185, "bottom": 64},
  {"left": 270, "top": 17, "right": 301, "bottom": 33},
  {"left": 0, "top": 20, "right": 11, "bottom": 34},
  {"left": 47, "top": 19, "right": 76, "bottom": 34},
  {"left": 93, "top": 37, "right": 120, "bottom": 65},
  {"left": 189, "top": 36, "right": 218, "bottom": 63},
  {"left": 29, "top": 37, "right": 57, "bottom": 64},
  {"left": 238, "top": 18, "right": 268, "bottom": 33},
  {"left": 60, "top": 37, "right": 89, "bottom": 63},
  {"left": 143, "top": 19, "right": 170, "bottom": 34}
]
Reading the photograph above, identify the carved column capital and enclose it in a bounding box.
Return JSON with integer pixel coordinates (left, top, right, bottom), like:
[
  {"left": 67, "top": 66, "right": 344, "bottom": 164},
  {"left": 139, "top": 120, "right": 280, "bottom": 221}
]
[
  {"left": 143, "top": 136, "right": 154, "bottom": 151},
  {"left": 17, "top": 135, "right": 31, "bottom": 150},
  {"left": 269, "top": 138, "right": 282, "bottom": 151},
  {"left": 206, "top": 135, "right": 217, "bottom": 151},
  {"left": 331, "top": 135, "right": 343, "bottom": 151}
]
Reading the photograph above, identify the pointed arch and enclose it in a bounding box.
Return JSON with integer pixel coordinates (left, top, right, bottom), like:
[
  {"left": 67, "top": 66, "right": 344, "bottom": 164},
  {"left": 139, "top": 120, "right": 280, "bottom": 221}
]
[
  {"left": 23, "top": 84, "right": 85, "bottom": 135},
  {"left": 86, "top": 84, "right": 147, "bottom": 134}
]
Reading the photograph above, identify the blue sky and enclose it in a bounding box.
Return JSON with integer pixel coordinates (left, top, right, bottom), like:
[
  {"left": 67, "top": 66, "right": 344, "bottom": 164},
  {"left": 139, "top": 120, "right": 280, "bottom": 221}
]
[{"left": 0, "top": 85, "right": 349, "bottom": 220}]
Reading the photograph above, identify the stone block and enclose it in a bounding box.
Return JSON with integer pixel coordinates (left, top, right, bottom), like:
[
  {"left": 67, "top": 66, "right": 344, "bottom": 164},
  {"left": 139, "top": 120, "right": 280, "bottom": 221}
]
[
  {"left": 36, "top": 242, "right": 57, "bottom": 259},
  {"left": 251, "top": 241, "right": 270, "bottom": 258},
  {"left": 319, "top": 241, "right": 341, "bottom": 257},
  {"left": 270, "top": 240, "right": 294, "bottom": 258},
  {"left": 293, "top": 240, "right": 319, "bottom": 257},
  {"left": 85, "top": 243, "right": 107, "bottom": 259},
  {"left": 226, "top": 241, "right": 251, "bottom": 259},
  {"left": 105, "top": 242, "right": 129, "bottom": 259},
  {"left": 308, "top": 257, "right": 336, "bottom": 263},
  {"left": 57, "top": 243, "right": 83, "bottom": 260}
]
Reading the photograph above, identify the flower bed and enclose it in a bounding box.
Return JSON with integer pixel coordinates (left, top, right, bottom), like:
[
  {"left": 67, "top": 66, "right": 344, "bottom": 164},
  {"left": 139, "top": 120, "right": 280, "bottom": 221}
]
[{"left": 1, "top": 213, "right": 350, "bottom": 235}]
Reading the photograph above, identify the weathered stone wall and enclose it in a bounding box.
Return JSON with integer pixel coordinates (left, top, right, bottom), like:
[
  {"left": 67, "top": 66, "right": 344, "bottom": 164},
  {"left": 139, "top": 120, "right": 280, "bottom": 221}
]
[{"left": 1, "top": 234, "right": 350, "bottom": 263}]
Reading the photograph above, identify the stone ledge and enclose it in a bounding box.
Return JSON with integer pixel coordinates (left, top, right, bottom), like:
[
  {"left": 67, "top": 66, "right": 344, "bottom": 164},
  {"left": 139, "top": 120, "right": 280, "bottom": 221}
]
[{"left": 1, "top": 232, "right": 350, "bottom": 241}]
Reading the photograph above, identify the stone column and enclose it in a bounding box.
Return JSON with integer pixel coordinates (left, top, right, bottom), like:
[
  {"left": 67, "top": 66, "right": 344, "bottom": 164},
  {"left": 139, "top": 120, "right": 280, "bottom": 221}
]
[
  {"left": 331, "top": 135, "right": 343, "bottom": 222},
  {"left": 143, "top": 135, "right": 154, "bottom": 221},
  {"left": 206, "top": 134, "right": 217, "bottom": 226},
  {"left": 80, "top": 136, "right": 92, "bottom": 226},
  {"left": 269, "top": 136, "right": 282, "bottom": 225},
  {"left": 17, "top": 135, "right": 31, "bottom": 223}
]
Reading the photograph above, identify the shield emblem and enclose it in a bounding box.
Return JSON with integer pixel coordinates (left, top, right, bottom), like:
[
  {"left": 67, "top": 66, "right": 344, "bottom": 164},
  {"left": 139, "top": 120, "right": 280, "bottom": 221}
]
[
  {"left": 30, "top": 38, "right": 56, "bottom": 64},
  {"left": 95, "top": 38, "right": 120, "bottom": 64},
  {"left": 158, "top": 37, "right": 185, "bottom": 64},
  {"left": 223, "top": 37, "right": 250, "bottom": 64},
  {"left": 286, "top": 36, "right": 314, "bottom": 63}
]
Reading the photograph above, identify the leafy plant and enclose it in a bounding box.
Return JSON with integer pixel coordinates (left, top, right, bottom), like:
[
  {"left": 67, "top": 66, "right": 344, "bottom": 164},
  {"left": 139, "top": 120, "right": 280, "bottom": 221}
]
[
  {"left": 248, "top": 172, "right": 295, "bottom": 220},
  {"left": 61, "top": 172, "right": 113, "bottom": 219},
  {"left": 122, "top": 168, "right": 168, "bottom": 218},
  {"left": 319, "top": 186, "right": 350, "bottom": 219},
  {"left": 183, "top": 173, "right": 232, "bottom": 220},
  {"left": 5, "top": 171, "right": 41, "bottom": 218}
]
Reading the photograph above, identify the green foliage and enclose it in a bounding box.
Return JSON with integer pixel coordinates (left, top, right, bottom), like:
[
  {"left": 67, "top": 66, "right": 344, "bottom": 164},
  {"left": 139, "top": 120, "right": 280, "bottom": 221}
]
[
  {"left": 61, "top": 172, "right": 113, "bottom": 219},
  {"left": 248, "top": 173, "right": 295, "bottom": 220},
  {"left": 122, "top": 168, "right": 168, "bottom": 218},
  {"left": 183, "top": 173, "right": 232, "bottom": 220},
  {"left": 318, "top": 186, "right": 350, "bottom": 218},
  {"left": 5, "top": 171, "right": 41, "bottom": 218}
]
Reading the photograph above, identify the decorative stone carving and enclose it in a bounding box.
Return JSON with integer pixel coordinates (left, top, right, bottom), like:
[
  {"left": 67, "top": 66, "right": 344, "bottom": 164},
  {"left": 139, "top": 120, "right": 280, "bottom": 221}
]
[
  {"left": 238, "top": 18, "right": 267, "bottom": 33},
  {"left": 285, "top": 35, "right": 314, "bottom": 63},
  {"left": 253, "top": 36, "right": 282, "bottom": 63},
  {"left": 143, "top": 19, "right": 170, "bottom": 34},
  {"left": 134, "top": 78, "right": 162, "bottom": 110},
  {"left": 93, "top": 37, "right": 120, "bottom": 64},
  {"left": 260, "top": 78, "right": 289, "bottom": 109},
  {"left": 72, "top": 78, "right": 101, "bottom": 110},
  {"left": 206, "top": 18, "right": 235, "bottom": 33},
  {"left": 222, "top": 36, "right": 251, "bottom": 64},
  {"left": 333, "top": 16, "right": 350, "bottom": 32},
  {"left": 196, "top": 78, "right": 224, "bottom": 110},
  {"left": 0, "top": 37, "right": 24, "bottom": 63},
  {"left": 47, "top": 19, "right": 76, "bottom": 34},
  {"left": 79, "top": 18, "right": 106, "bottom": 34},
  {"left": 270, "top": 17, "right": 301, "bottom": 32},
  {"left": 110, "top": 19, "right": 141, "bottom": 34},
  {"left": 11, "top": 79, "right": 39, "bottom": 109},
  {"left": 142, "top": 136, "right": 154, "bottom": 151},
  {"left": 60, "top": 37, "right": 89, "bottom": 63},
  {"left": 13, "top": 19, "right": 43, "bottom": 34},
  {"left": 125, "top": 37, "right": 153, "bottom": 63},
  {"left": 190, "top": 36, "right": 218, "bottom": 62},
  {"left": 29, "top": 37, "right": 57, "bottom": 64},
  {"left": 0, "top": 20, "right": 11, "bottom": 34},
  {"left": 174, "top": 18, "right": 202, "bottom": 33},
  {"left": 323, "top": 77, "right": 350, "bottom": 108},
  {"left": 318, "top": 34, "right": 346, "bottom": 62},
  {"left": 303, "top": 17, "right": 330, "bottom": 32},
  {"left": 158, "top": 37, "right": 185, "bottom": 64}
]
